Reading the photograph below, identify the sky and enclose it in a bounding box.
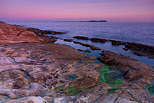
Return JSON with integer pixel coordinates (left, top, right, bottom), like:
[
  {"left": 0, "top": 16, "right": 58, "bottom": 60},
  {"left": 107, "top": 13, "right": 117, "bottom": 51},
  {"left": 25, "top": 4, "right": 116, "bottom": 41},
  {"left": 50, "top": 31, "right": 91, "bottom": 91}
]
[{"left": 0, "top": 0, "right": 154, "bottom": 22}]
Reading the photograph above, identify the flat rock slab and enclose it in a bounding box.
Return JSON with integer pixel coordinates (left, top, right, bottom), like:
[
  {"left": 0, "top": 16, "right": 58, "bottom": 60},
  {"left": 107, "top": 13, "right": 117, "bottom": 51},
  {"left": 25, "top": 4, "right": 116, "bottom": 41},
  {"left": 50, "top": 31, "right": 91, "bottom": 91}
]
[{"left": 0, "top": 43, "right": 103, "bottom": 102}]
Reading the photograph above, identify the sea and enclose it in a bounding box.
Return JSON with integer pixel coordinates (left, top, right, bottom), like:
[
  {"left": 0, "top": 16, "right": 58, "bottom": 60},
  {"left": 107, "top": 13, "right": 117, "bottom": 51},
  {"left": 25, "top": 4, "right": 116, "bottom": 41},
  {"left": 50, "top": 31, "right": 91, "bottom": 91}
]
[{"left": 6, "top": 21, "right": 154, "bottom": 66}]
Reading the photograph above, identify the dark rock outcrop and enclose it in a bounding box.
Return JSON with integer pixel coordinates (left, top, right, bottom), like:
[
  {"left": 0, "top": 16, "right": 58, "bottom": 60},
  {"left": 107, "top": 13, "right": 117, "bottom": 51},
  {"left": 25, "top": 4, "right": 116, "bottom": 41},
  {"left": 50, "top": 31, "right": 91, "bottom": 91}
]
[
  {"left": 109, "top": 40, "right": 125, "bottom": 45},
  {"left": 124, "top": 42, "right": 154, "bottom": 58},
  {"left": 64, "top": 39, "right": 73, "bottom": 42},
  {"left": 26, "top": 27, "right": 65, "bottom": 35},
  {"left": 72, "top": 35, "right": 154, "bottom": 58},
  {"left": 73, "top": 36, "right": 89, "bottom": 40},
  {"left": 90, "top": 38, "right": 107, "bottom": 43},
  {"left": 73, "top": 41, "right": 101, "bottom": 50}
]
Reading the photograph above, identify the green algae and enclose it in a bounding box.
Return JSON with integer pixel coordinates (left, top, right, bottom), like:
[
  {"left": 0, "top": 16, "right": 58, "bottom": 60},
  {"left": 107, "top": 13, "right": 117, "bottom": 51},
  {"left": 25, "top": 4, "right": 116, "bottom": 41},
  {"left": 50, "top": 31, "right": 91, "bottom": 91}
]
[
  {"left": 65, "top": 87, "right": 81, "bottom": 96},
  {"left": 101, "top": 70, "right": 123, "bottom": 86},
  {"left": 54, "top": 86, "right": 81, "bottom": 96},
  {"left": 100, "top": 66, "right": 110, "bottom": 74},
  {"left": 146, "top": 84, "right": 154, "bottom": 95},
  {"left": 100, "top": 65, "right": 123, "bottom": 86},
  {"left": 107, "top": 88, "right": 121, "bottom": 94},
  {"left": 54, "top": 86, "right": 64, "bottom": 91},
  {"left": 67, "top": 75, "right": 78, "bottom": 80}
]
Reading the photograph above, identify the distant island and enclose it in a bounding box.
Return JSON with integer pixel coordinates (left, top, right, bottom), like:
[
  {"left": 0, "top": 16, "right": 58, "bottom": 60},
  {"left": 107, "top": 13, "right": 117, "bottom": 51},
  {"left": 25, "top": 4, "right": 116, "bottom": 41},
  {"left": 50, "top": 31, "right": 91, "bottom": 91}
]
[
  {"left": 80, "top": 20, "right": 107, "bottom": 22},
  {"left": 55, "top": 20, "right": 107, "bottom": 22}
]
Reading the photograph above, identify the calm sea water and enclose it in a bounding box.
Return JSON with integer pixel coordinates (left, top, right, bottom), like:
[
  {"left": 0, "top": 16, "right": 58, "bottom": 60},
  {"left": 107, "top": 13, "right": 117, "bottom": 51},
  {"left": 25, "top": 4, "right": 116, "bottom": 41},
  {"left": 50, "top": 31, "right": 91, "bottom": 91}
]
[{"left": 6, "top": 21, "right": 154, "bottom": 65}]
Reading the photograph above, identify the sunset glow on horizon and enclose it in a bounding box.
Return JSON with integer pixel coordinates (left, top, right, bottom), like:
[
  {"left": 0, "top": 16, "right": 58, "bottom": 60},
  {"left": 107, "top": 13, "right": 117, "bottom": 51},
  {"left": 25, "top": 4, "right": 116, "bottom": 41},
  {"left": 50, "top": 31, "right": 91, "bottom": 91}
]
[{"left": 0, "top": 0, "right": 154, "bottom": 22}]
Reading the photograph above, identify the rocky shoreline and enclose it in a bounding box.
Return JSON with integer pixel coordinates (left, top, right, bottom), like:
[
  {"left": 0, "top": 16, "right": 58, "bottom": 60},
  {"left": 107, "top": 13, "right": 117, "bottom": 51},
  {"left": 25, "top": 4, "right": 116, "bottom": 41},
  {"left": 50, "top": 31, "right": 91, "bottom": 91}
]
[
  {"left": 0, "top": 21, "right": 154, "bottom": 103},
  {"left": 73, "top": 36, "right": 154, "bottom": 59}
]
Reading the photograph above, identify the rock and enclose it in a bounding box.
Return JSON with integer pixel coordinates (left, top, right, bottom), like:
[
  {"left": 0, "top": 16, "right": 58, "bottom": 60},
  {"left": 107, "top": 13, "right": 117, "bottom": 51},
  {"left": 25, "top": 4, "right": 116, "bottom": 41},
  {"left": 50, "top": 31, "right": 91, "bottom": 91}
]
[
  {"left": 90, "top": 45, "right": 101, "bottom": 50},
  {"left": 17, "top": 31, "right": 43, "bottom": 42},
  {"left": 13, "top": 77, "right": 29, "bottom": 89},
  {"left": 22, "top": 83, "right": 51, "bottom": 97},
  {"left": 73, "top": 35, "right": 154, "bottom": 58},
  {"left": 90, "top": 38, "right": 108, "bottom": 43},
  {"left": 97, "top": 50, "right": 154, "bottom": 83},
  {"left": 0, "top": 22, "right": 63, "bottom": 44},
  {"left": 5, "top": 96, "right": 47, "bottom": 103},
  {"left": 85, "top": 55, "right": 96, "bottom": 60},
  {"left": 115, "top": 98, "right": 137, "bottom": 103},
  {"left": 0, "top": 70, "right": 25, "bottom": 89},
  {"left": 0, "top": 89, "right": 17, "bottom": 98},
  {"left": 64, "top": 39, "right": 73, "bottom": 42},
  {"left": 0, "top": 22, "right": 44, "bottom": 44},
  {"left": 53, "top": 96, "right": 76, "bottom": 103},
  {"left": 77, "top": 49, "right": 92, "bottom": 53},
  {"left": 26, "top": 28, "right": 41, "bottom": 35},
  {"left": 41, "top": 37, "right": 56, "bottom": 43},
  {"left": 73, "top": 41, "right": 101, "bottom": 50},
  {"left": 124, "top": 42, "right": 154, "bottom": 58},
  {"left": 26, "top": 27, "right": 65, "bottom": 35},
  {"left": 73, "top": 36, "right": 89, "bottom": 40},
  {"left": 14, "top": 57, "right": 28, "bottom": 63},
  {"left": 68, "top": 69, "right": 99, "bottom": 89},
  {"left": 109, "top": 40, "right": 125, "bottom": 45},
  {"left": 0, "top": 42, "right": 88, "bottom": 101}
]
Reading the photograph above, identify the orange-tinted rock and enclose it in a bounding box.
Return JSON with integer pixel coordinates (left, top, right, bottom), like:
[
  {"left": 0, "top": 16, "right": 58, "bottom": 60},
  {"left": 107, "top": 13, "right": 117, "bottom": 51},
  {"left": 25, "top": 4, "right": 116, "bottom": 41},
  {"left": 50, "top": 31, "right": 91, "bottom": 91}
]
[{"left": 0, "top": 22, "right": 43, "bottom": 44}]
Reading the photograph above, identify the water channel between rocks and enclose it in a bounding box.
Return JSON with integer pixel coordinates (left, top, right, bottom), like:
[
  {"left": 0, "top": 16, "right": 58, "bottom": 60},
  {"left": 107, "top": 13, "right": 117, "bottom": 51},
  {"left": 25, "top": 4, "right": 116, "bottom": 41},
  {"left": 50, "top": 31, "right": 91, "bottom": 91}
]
[{"left": 54, "top": 38, "right": 154, "bottom": 66}]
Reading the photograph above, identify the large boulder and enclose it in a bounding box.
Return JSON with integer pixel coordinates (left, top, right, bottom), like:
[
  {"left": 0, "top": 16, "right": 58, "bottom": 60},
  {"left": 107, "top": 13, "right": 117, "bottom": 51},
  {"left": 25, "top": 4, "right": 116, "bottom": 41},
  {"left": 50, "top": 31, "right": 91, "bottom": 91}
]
[
  {"left": 0, "top": 21, "right": 44, "bottom": 44},
  {"left": 0, "top": 21, "right": 59, "bottom": 44}
]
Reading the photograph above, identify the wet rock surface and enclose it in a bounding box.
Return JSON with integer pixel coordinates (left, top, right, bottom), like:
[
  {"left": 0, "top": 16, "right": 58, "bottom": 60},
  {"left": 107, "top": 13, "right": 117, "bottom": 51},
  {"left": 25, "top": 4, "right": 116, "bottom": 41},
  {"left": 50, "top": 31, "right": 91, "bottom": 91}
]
[
  {"left": 73, "top": 41, "right": 101, "bottom": 50},
  {"left": 77, "top": 49, "right": 92, "bottom": 53},
  {"left": 124, "top": 42, "right": 154, "bottom": 58}
]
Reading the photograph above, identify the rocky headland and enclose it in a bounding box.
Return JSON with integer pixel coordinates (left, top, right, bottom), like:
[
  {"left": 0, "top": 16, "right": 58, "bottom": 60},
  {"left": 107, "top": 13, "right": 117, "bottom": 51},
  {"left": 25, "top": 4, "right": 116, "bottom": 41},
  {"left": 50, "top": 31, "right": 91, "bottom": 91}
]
[{"left": 0, "top": 21, "right": 154, "bottom": 103}]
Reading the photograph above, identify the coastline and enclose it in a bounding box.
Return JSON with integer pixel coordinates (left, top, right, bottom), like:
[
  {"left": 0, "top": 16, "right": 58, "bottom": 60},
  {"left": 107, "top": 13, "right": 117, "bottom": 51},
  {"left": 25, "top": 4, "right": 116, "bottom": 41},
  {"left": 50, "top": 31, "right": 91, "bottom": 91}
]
[{"left": 0, "top": 21, "right": 154, "bottom": 103}]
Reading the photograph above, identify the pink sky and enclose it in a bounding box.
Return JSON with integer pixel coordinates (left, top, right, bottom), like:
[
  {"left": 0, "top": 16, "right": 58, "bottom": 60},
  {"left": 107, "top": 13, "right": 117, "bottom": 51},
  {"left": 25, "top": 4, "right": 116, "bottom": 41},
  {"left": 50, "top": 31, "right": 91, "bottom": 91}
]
[{"left": 0, "top": 0, "right": 154, "bottom": 21}]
